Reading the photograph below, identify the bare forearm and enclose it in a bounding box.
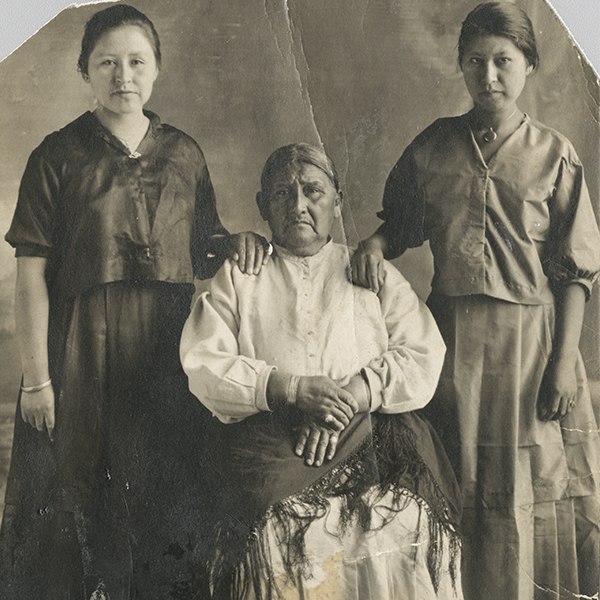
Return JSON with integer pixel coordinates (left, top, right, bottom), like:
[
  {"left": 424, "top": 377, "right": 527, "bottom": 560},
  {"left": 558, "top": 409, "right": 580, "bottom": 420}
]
[
  {"left": 537, "top": 283, "right": 586, "bottom": 421},
  {"left": 15, "top": 257, "right": 50, "bottom": 385},
  {"left": 360, "top": 233, "right": 389, "bottom": 258},
  {"left": 552, "top": 283, "right": 586, "bottom": 366}
]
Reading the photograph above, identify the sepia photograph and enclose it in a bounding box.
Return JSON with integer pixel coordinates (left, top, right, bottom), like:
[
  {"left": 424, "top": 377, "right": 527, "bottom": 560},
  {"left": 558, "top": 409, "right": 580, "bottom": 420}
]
[{"left": 0, "top": 1, "right": 598, "bottom": 599}]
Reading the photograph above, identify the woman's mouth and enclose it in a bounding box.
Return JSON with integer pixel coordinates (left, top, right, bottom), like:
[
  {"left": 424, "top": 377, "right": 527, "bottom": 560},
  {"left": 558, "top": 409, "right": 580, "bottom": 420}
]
[{"left": 287, "top": 220, "right": 313, "bottom": 229}]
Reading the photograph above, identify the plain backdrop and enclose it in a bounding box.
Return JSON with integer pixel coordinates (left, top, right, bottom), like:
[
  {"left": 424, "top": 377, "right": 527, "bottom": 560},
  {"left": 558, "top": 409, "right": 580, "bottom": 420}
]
[
  {"left": 2, "top": 0, "right": 597, "bottom": 66},
  {"left": 0, "top": 0, "right": 599, "bottom": 517}
]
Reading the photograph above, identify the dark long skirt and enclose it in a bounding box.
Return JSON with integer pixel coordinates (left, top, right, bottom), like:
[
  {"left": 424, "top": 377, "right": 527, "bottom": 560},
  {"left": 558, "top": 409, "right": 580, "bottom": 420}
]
[{"left": 0, "top": 281, "right": 215, "bottom": 600}]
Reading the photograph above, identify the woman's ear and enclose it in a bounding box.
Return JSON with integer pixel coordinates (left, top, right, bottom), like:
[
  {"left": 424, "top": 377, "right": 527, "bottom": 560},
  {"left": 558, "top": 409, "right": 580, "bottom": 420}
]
[
  {"left": 334, "top": 192, "right": 343, "bottom": 218},
  {"left": 256, "top": 191, "right": 270, "bottom": 221}
]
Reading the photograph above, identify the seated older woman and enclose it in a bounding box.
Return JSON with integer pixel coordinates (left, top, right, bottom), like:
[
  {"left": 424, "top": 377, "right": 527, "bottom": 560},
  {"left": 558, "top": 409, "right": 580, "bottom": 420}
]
[{"left": 180, "top": 143, "right": 462, "bottom": 600}]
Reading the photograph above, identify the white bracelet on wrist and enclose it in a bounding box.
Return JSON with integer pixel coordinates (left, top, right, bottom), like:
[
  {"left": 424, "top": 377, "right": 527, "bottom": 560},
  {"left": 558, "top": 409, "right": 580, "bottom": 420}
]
[
  {"left": 287, "top": 375, "right": 300, "bottom": 406},
  {"left": 21, "top": 378, "right": 52, "bottom": 394}
]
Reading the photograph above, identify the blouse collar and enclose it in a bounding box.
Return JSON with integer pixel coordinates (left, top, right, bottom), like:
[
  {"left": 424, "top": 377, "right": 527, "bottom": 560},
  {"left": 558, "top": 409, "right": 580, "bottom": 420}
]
[
  {"left": 463, "top": 110, "right": 530, "bottom": 139},
  {"left": 272, "top": 237, "right": 336, "bottom": 265},
  {"left": 84, "top": 109, "right": 162, "bottom": 153}
]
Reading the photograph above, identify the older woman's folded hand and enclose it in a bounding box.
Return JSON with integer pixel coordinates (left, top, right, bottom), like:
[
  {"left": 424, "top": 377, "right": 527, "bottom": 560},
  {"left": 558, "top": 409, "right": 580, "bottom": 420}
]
[
  {"left": 296, "top": 376, "right": 359, "bottom": 431},
  {"left": 295, "top": 419, "right": 340, "bottom": 467}
]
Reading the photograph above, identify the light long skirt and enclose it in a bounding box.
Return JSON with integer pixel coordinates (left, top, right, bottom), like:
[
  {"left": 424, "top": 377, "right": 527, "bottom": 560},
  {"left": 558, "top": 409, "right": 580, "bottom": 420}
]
[
  {"left": 252, "top": 488, "right": 462, "bottom": 600},
  {"left": 426, "top": 294, "right": 600, "bottom": 600}
]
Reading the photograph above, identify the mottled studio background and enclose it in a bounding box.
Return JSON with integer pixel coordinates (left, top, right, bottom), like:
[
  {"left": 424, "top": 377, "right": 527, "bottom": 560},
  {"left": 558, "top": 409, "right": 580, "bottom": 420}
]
[{"left": 0, "top": 0, "right": 599, "bottom": 518}]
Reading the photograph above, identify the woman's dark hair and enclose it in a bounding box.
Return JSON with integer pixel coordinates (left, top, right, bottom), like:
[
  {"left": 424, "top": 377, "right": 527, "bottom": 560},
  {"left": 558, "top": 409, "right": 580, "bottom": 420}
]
[
  {"left": 259, "top": 143, "right": 341, "bottom": 197},
  {"left": 77, "top": 4, "right": 161, "bottom": 76},
  {"left": 458, "top": 2, "right": 539, "bottom": 69}
]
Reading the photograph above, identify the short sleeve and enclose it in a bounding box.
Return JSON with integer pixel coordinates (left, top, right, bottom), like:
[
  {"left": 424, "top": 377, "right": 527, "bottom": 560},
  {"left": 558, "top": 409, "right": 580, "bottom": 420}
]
[
  {"left": 5, "top": 143, "right": 60, "bottom": 258},
  {"left": 544, "top": 155, "right": 600, "bottom": 298},
  {"left": 376, "top": 145, "right": 426, "bottom": 260}
]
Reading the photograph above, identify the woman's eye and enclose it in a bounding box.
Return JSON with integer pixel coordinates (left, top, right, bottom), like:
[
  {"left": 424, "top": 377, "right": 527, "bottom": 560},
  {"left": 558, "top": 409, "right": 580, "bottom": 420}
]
[
  {"left": 275, "top": 189, "right": 288, "bottom": 197},
  {"left": 497, "top": 57, "right": 510, "bottom": 65},
  {"left": 131, "top": 59, "right": 144, "bottom": 66}
]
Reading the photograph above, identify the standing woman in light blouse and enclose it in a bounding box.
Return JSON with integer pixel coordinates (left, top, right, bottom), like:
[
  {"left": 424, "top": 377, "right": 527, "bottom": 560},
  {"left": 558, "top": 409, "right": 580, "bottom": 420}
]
[
  {"left": 352, "top": 3, "right": 600, "bottom": 599},
  {"left": 0, "top": 5, "right": 267, "bottom": 599}
]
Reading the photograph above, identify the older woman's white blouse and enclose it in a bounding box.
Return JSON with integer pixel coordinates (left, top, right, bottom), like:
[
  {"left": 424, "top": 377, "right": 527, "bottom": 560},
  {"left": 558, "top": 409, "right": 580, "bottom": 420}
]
[
  {"left": 181, "top": 242, "right": 445, "bottom": 423},
  {"left": 180, "top": 240, "right": 445, "bottom": 424}
]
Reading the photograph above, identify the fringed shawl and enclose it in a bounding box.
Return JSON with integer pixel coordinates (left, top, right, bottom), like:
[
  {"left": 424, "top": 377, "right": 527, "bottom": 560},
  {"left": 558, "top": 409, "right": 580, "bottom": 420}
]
[{"left": 204, "top": 408, "right": 462, "bottom": 600}]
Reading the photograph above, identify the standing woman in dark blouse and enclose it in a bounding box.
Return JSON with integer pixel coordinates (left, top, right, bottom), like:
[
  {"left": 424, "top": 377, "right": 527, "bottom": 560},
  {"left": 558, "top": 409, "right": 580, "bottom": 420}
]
[
  {"left": 0, "top": 5, "right": 267, "bottom": 599},
  {"left": 352, "top": 3, "right": 600, "bottom": 600}
]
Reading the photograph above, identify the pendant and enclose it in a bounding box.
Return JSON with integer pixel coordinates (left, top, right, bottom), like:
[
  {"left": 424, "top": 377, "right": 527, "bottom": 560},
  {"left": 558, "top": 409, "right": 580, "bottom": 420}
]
[
  {"left": 128, "top": 151, "right": 141, "bottom": 159},
  {"left": 483, "top": 128, "right": 497, "bottom": 143}
]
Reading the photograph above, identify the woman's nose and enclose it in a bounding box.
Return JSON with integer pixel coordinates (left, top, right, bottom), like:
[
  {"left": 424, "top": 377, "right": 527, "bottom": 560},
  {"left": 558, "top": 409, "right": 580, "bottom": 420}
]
[
  {"left": 288, "top": 188, "right": 308, "bottom": 214},
  {"left": 481, "top": 62, "right": 498, "bottom": 84},
  {"left": 115, "top": 63, "right": 132, "bottom": 83}
]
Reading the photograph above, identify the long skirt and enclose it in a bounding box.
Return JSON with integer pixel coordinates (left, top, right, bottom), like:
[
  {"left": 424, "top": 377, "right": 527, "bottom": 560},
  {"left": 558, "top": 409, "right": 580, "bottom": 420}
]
[
  {"left": 425, "top": 294, "right": 600, "bottom": 600},
  {"left": 251, "top": 486, "right": 461, "bottom": 600},
  {"left": 0, "top": 281, "right": 215, "bottom": 600}
]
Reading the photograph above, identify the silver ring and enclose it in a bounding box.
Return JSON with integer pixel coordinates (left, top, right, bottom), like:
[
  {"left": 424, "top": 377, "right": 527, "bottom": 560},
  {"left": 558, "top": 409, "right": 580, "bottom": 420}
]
[{"left": 325, "top": 415, "right": 334, "bottom": 424}]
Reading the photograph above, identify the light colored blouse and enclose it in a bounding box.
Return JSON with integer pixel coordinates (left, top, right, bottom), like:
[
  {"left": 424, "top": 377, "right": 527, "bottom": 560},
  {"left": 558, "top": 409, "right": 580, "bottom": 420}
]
[
  {"left": 376, "top": 113, "right": 600, "bottom": 305},
  {"left": 180, "top": 241, "right": 446, "bottom": 424}
]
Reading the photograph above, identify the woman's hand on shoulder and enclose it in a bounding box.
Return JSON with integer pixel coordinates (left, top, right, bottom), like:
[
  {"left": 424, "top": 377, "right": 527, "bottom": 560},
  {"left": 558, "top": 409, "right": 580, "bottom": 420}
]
[
  {"left": 228, "top": 231, "right": 272, "bottom": 275},
  {"left": 295, "top": 418, "right": 340, "bottom": 467},
  {"left": 21, "top": 384, "right": 55, "bottom": 442},
  {"left": 537, "top": 357, "right": 578, "bottom": 421},
  {"left": 351, "top": 235, "right": 386, "bottom": 294}
]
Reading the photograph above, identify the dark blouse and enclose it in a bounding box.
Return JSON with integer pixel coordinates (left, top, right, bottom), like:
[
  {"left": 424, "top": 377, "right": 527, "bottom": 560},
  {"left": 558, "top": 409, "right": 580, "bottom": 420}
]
[
  {"left": 6, "top": 110, "right": 229, "bottom": 299},
  {"left": 377, "top": 114, "right": 600, "bottom": 305}
]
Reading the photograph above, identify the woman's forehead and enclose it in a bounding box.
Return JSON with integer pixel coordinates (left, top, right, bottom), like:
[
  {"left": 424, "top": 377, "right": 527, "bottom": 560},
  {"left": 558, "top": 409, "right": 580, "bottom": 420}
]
[
  {"left": 463, "top": 33, "right": 521, "bottom": 56},
  {"left": 91, "top": 24, "right": 156, "bottom": 56},
  {"left": 268, "top": 162, "right": 332, "bottom": 187}
]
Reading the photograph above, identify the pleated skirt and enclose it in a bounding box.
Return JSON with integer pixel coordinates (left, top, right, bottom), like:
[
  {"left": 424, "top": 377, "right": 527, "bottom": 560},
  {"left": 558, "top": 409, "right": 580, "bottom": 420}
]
[{"left": 425, "top": 294, "right": 600, "bottom": 600}]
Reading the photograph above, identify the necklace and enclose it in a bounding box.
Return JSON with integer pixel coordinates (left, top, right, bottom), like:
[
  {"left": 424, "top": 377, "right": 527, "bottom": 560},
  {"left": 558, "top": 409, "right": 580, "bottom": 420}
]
[
  {"left": 479, "top": 108, "right": 518, "bottom": 143},
  {"left": 113, "top": 118, "right": 149, "bottom": 158}
]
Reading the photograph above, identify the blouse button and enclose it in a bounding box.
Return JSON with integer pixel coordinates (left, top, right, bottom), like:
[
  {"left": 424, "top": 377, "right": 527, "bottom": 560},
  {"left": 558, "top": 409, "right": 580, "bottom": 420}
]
[{"left": 140, "top": 246, "right": 152, "bottom": 259}]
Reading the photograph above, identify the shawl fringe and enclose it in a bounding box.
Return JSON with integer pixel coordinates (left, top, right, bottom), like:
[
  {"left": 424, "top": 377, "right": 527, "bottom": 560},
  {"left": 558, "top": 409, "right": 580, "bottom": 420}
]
[{"left": 210, "top": 413, "right": 461, "bottom": 600}]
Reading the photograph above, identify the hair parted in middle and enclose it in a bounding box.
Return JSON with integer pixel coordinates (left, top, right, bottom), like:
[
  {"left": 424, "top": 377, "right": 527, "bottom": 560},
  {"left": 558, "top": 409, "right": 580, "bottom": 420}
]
[
  {"left": 458, "top": 2, "right": 539, "bottom": 69},
  {"left": 77, "top": 4, "right": 162, "bottom": 77},
  {"left": 259, "top": 143, "right": 341, "bottom": 197}
]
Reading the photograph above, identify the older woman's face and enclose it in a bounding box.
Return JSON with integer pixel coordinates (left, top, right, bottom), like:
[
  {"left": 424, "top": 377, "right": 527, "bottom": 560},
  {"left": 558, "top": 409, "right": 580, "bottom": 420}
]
[
  {"left": 86, "top": 25, "right": 158, "bottom": 117},
  {"left": 261, "top": 163, "right": 340, "bottom": 257}
]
